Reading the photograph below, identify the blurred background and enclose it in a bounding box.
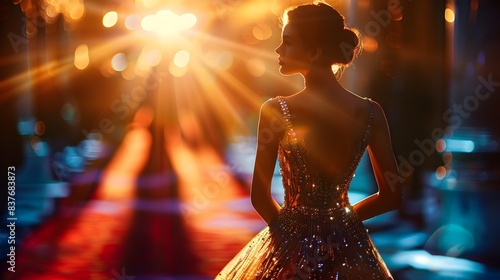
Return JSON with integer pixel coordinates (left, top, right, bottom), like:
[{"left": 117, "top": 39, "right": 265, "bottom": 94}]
[{"left": 1, "top": 0, "right": 500, "bottom": 279}]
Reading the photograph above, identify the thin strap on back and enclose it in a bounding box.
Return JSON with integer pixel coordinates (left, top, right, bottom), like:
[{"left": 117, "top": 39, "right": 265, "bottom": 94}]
[
  {"left": 276, "top": 96, "right": 297, "bottom": 144},
  {"left": 364, "top": 97, "right": 374, "bottom": 144}
]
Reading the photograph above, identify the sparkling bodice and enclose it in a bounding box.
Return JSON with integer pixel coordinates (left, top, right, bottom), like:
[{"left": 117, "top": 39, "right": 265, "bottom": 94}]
[{"left": 276, "top": 96, "right": 373, "bottom": 210}]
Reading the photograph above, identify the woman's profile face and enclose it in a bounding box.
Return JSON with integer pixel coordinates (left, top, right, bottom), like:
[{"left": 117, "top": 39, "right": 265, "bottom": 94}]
[{"left": 275, "top": 24, "right": 311, "bottom": 76}]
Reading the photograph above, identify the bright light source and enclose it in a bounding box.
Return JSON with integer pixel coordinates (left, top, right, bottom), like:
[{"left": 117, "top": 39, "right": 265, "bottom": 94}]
[
  {"left": 445, "top": 8, "right": 455, "bottom": 23},
  {"left": 155, "top": 10, "right": 179, "bottom": 36},
  {"left": 139, "top": 10, "right": 197, "bottom": 36},
  {"left": 103, "top": 11, "right": 118, "bottom": 28},
  {"left": 74, "top": 44, "right": 89, "bottom": 70},
  {"left": 111, "top": 53, "right": 128, "bottom": 71},
  {"left": 173, "top": 50, "right": 190, "bottom": 68}
]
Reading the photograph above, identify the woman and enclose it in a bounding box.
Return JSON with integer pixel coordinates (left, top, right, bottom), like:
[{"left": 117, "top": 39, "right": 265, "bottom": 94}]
[{"left": 217, "top": 1, "right": 402, "bottom": 279}]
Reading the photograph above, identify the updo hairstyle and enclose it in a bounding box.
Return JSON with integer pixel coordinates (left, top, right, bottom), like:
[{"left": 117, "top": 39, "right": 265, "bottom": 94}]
[{"left": 282, "top": 1, "right": 362, "bottom": 73}]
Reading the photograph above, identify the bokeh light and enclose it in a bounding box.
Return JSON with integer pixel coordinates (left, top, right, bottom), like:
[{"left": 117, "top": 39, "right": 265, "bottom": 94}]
[
  {"left": 363, "top": 36, "right": 378, "bottom": 53},
  {"left": 436, "top": 139, "right": 446, "bottom": 153},
  {"left": 141, "top": 14, "right": 156, "bottom": 32},
  {"left": 125, "top": 14, "right": 141, "bottom": 30},
  {"left": 111, "top": 53, "right": 128, "bottom": 71},
  {"left": 34, "top": 121, "right": 46, "bottom": 136},
  {"left": 103, "top": 11, "right": 118, "bottom": 28},
  {"left": 388, "top": 0, "right": 403, "bottom": 21},
  {"left": 442, "top": 151, "right": 452, "bottom": 163},
  {"left": 74, "top": 44, "right": 89, "bottom": 70},
  {"left": 435, "top": 166, "right": 447, "bottom": 180},
  {"left": 145, "top": 49, "right": 162, "bottom": 66},
  {"left": 69, "top": 3, "right": 85, "bottom": 21},
  {"left": 445, "top": 8, "right": 455, "bottom": 23},
  {"left": 174, "top": 50, "right": 190, "bottom": 68},
  {"left": 135, "top": 48, "right": 162, "bottom": 76},
  {"left": 252, "top": 23, "right": 272, "bottom": 41},
  {"left": 61, "top": 103, "right": 76, "bottom": 122},
  {"left": 205, "top": 50, "right": 234, "bottom": 70}
]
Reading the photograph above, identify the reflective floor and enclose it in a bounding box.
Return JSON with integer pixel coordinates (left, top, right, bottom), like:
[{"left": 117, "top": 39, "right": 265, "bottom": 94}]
[{"left": 2, "top": 116, "right": 500, "bottom": 280}]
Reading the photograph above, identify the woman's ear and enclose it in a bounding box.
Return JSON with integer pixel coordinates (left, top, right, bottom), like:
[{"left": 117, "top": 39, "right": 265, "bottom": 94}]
[{"left": 309, "top": 47, "right": 322, "bottom": 64}]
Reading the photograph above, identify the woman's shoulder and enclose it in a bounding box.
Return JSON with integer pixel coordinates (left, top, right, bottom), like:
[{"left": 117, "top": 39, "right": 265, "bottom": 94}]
[
  {"left": 259, "top": 96, "right": 287, "bottom": 120},
  {"left": 262, "top": 92, "right": 302, "bottom": 110},
  {"left": 347, "top": 92, "right": 383, "bottom": 113}
]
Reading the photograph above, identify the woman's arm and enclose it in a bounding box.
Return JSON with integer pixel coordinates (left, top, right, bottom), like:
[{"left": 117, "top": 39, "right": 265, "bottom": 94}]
[
  {"left": 250, "top": 99, "right": 283, "bottom": 225},
  {"left": 353, "top": 101, "right": 403, "bottom": 221}
]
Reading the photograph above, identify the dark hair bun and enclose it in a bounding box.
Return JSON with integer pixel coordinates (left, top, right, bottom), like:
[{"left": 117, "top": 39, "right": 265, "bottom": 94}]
[
  {"left": 331, "top": 28, "right": 361, "bottom": 65},
  {"left": 285, "top": 2, "right": 362, "bottom": 67}
]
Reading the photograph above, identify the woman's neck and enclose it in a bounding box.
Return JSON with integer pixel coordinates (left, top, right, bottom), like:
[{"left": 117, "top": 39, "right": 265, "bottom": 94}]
[{"left": 303, "top": 65, "right": 342, "bottom": 93}]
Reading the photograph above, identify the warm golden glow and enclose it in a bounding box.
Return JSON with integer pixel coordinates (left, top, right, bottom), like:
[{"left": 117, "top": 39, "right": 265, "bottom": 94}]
[
  {"left": 246, "top": 58, "right": 266, "bottom": 77},
  {"left": 357, "top": 0, "right": 370, "bottom": 9},
  {"left": 169, "top": 63, "right": 188, "bottom": 77},
  {"left": 121, "top": 65, "right": 136, "bottom": 80},
  {"left": 43, "top": 0, "right": 86, "bottom": 23},
  {"left": 205, "top": 50, "right": 234, "bottom": 70},
  {"left": 252, "top": 23, "right": 272, "bottom": 41},
  {"left": 140, "top": 10, "right": 197, "bottom": 37},
  {"left": 363, "top": 36, "right": 378, "bottom": 53},
  {"left": 68, "top": 3, "right": 85, "bottom": 20},
  {"left": 180, "top": 13, "right": 198, "bottom": 29},
  {"left": 145, "top": 48, "right": 162, "bottom": 66},
  {"left": 141, "top": 0, "right": 160, "bottom": 9}
]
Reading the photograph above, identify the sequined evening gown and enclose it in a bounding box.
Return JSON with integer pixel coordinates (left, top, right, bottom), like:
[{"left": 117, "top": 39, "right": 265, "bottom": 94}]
[{"left": 216, "top": 97, "right": 393, "bottom": 280}]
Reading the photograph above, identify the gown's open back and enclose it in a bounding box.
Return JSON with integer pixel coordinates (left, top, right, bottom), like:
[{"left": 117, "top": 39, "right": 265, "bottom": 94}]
[{"left": 216, "top": 96, "right": 394, "bottom": 279}]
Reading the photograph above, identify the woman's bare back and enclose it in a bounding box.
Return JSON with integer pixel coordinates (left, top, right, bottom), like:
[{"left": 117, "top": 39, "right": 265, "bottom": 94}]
[{"left": 282, "top": 90, "right": 372, "bottom": 178}]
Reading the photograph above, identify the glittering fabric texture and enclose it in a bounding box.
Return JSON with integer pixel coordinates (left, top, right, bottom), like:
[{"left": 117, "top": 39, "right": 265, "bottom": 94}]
[{"left": 216, "top": 97, "right": 393, "bottom": 279}]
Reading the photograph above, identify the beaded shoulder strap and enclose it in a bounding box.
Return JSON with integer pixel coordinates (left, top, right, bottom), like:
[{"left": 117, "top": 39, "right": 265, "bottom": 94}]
[
  {"left": 365, "top": 98, "right": 374, "bottom": 142},
  {"left": 276, "top": 96, "right": 298, "bottom": 144},
  {"left": 341, "top": 98, "right": 375, "bottom": 181}
]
